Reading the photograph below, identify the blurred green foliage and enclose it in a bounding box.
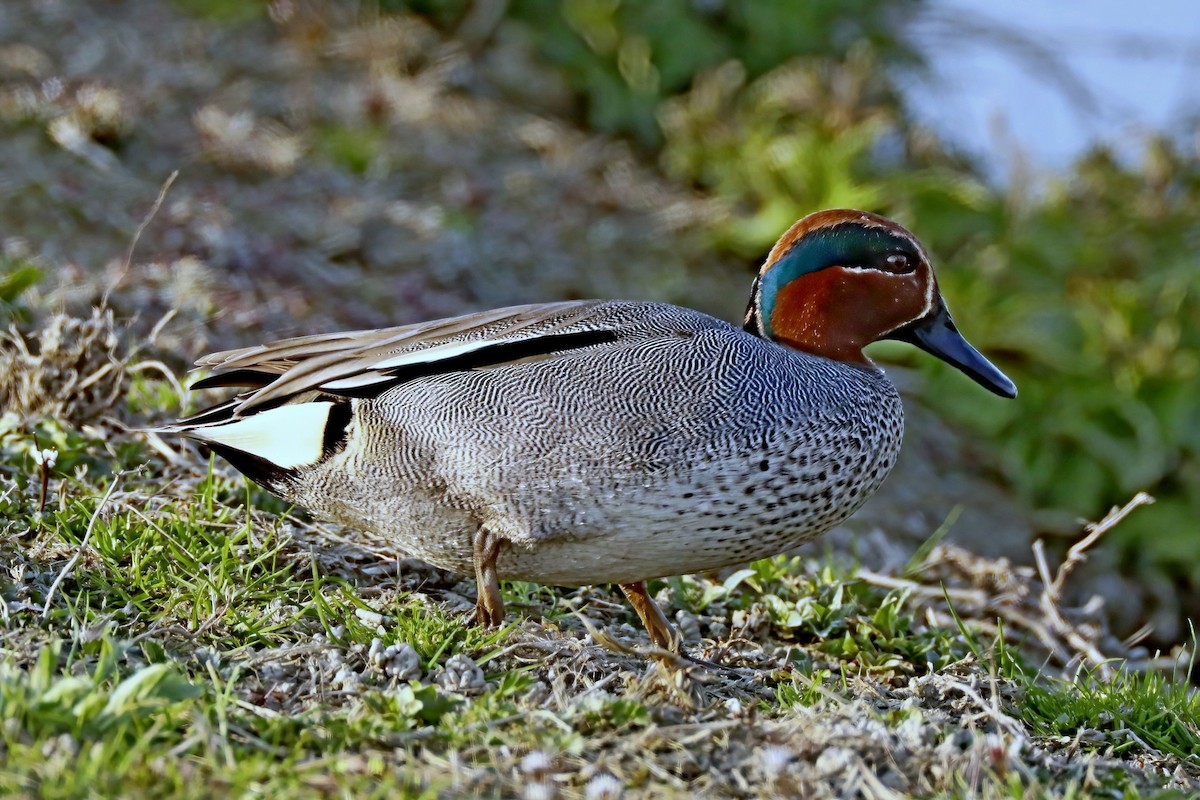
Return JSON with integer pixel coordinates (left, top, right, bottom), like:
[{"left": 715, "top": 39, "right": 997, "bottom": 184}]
[
  {"left": 918, "top": 143, "right": 1200, "bottom": 582},
  {"left": 657, "top": 49, "right": 984, "bottom": 254},
  {"left": 0, "top": 257, "right": 42, "bottom": 325},
  {"left": 171, "top": 0, "right": 264, "bottom": 23},
  {"left": 406, "top": 0, "right": 922, "bottom": 146},
  {"left": 405, "top": 2, "right": 1199, "bottom": 599}
]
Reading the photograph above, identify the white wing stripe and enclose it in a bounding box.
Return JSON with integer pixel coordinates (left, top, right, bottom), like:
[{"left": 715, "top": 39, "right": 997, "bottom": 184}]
[
  {"left": 368, "top": 337, "right": 504, "bottom": 371},
  {"left": 321, "top": 372, "right": 391, "bottom": 390}
]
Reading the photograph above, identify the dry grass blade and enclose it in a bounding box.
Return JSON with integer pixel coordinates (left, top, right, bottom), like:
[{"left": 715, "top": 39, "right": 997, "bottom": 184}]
[
  {"left": 1033, "top": 493, "right": 1155, "bottom": 678},
  {"left": 101, "top": 170, "right": 178, "bottom": 308},
  {"left": 41, "top": 470, "right": 126, "bottom": 618}
]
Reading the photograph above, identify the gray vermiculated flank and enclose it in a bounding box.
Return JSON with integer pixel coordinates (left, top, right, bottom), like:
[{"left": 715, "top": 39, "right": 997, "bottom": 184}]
[{"left": 246, "top": 300, "right": 906, "bottom": 586}]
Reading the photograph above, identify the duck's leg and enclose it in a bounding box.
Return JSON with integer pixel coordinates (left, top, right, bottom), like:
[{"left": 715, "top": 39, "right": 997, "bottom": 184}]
[
  {"left": 471, "top": 527, "right": 505, "bottom": 627},
  {"left": 619, "top": 582, "right": 681, "bottom": 652}
]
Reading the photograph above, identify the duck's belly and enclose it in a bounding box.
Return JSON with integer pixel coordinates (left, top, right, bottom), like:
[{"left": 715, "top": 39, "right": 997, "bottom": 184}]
[
  {"left": 495, "top": 451, "right": 894, "bottom": 584},
  {"left": 298, "top": 424, "right": 898, "bottom": 587},
  {"left": 493, "top": 501, "right": 846, "bottom": 586}
]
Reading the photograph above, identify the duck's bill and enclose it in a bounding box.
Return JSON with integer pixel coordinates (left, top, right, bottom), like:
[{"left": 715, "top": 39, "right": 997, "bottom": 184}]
[{"left": 887, "top": 302, "right": 1017, "bottom": 398}]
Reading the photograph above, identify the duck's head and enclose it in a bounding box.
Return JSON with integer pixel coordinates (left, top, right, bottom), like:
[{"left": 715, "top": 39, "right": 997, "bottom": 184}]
[{"left": 744, "top": 209, "right": 1016, "bottom": 398}]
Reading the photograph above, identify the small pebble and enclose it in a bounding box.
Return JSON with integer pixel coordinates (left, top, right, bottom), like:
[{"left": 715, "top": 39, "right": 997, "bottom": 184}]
[
  {"left": 434, "top": 653, "right": 486, "bottom": 695},
  {"left": 355, "top": 608, "right": 384, "bottom": 626},
  {"left": 814, "top": 746, "right": 854, "bottom": 777},
  {"left": 367, "top": 639, "right": 421, "bottom": 681},
  {"left": 674, "top": 610, "right": 700, "bottom": 642},
  {"left": 331, "top": 667, "right": 360, "bottom": 691}
]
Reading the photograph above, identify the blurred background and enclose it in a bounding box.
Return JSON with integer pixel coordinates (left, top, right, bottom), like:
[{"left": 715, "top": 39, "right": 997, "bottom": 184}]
[{"left": 0, "top": 0, "right": 1196, "bottom": 646}]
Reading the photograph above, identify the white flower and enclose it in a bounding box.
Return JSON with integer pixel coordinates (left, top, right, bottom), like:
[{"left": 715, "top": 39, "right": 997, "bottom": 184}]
[
  {"left": 584, "top": 774, "right": 623, "bottom": 800},
  {"left": 32, "top": 447, "right": 58, "bottom": 469}
]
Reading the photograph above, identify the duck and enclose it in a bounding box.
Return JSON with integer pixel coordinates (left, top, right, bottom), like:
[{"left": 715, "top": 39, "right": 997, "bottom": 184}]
[{"left": 160, "top": 209, "right": 1016, "bottom": 651}]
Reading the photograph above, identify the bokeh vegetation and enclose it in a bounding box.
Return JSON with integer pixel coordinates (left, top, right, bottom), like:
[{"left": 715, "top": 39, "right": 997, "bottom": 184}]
[{"left": 409, "top": 0, "right": 1199, "bottom": 624}]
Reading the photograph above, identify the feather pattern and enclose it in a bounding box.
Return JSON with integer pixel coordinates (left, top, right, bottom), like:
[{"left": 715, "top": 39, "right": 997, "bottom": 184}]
[
  {"left": 196, "top": 301, "right": 902, "bottom": 584},
  {"left": 194, "top": 300, "right": 616, "bottom": 415}
]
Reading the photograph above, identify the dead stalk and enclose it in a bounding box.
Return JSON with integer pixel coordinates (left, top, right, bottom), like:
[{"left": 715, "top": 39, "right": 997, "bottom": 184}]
[
  {"left": 1050, "top": 492, "right": 1154, "bottom": 597},
  {"left": 102, "top": 170, "right": 179, "bottom": 308},
  {"left": 865, "top": 493, "right": 1155, "bottom": 678},
  {"left": 41, "top": 471, "right": 125, "bottom": 619},
  {"left": 1033, "top": 493, "right": 1154, "bottom": 678}
]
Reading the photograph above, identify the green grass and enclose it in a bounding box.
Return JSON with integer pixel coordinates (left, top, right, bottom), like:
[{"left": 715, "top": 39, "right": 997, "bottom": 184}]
[
  {"left": 967, "top": 617, "right": 1200, "bottom": 765},
  {"left": 0, "top": 257, "right": 41, "bottom": 325},
  {"left": 0, "top": 644, "right": 447, "bottom": 797},
  {"left": 2, "top": 415, "right": 1197, "bottom": 797},
  {"left": 1021, "top": 659, "right": 1200, "bottom": 760},
  {"left": 669, "top": 556, "right": 973, "bottom": 673},
  {"left": 0, "top": 427, "right": 512, "bottom": 795},
  {"left": 314, "top": 125, "right": 389, "bottom": 177}
]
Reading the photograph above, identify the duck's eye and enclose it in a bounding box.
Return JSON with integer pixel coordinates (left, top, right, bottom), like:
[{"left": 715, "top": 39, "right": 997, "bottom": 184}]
[{"left": 885, "top": 253, "right": 913, "bottom": 273}]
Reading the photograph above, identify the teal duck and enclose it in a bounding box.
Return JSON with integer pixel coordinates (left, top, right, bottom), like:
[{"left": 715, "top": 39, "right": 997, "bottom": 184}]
[{"left": 162, "top": 209, "right": 1016, "bottom": 649}]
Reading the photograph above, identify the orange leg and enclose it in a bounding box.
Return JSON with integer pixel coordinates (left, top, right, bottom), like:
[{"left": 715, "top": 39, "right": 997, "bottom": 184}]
[
  {"left": 619, "top": 582, "right": 681, "bottom": 652},
  {"left": 471, "top": 528, "right": 505, "bottom": 627}
]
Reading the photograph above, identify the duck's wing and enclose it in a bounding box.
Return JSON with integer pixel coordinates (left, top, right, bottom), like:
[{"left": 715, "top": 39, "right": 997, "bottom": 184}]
[{"left": 185, "top": 300, "right": 624, "bottom": 417}]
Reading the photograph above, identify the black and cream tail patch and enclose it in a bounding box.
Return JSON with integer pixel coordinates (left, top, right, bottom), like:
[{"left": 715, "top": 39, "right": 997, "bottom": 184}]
[{"left": 173, "top": 400, "right": 351, "bottom": 489}]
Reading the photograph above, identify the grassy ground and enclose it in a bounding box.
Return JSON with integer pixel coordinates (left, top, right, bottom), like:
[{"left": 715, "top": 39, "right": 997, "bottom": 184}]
[
  {"left": 0, "top": 329, "right": 1196, "bottom": 797},
  {"left": 1, "top": 3, "right": 1198, "bottom": 797}
]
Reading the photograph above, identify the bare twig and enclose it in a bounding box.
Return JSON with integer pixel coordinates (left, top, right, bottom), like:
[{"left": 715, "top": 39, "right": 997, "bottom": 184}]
[
  {"left": 866, "top": 494, "right": 1155, "bottom": 677},
  {"left": 1049, "top": 492, "right": 1154, "bottom": 598},
  {"left": 858, "top": 569, "right": 990, "bottom": 606},
  {"left": 1033, "top": 493, "right": 1154, "bottom": 678},
  {"left": 945, "top": 675, "right": 1027, "bottom": 739},
  {"left": 102, "top": 170, "right": 179, "bottom": 308},
  {"left": 146, "top": 307, "right": 178, "bottom": 347}
]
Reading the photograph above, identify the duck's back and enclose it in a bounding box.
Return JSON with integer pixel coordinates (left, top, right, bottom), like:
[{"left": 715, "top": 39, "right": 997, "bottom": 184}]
[{"left": 281, "top": 301, "right": 904, "bottom": 584}]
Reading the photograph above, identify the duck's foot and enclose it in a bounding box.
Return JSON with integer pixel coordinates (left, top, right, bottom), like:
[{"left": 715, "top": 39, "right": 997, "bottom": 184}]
[
  {"left": 468, "top": 527, "right": 506, "bottom": 627},
  {"left": 576, "top": 611, "right": 734, "bottom": 708},
  {"left": 618, "top": 582, "right": 680, "bottom": 652},
  {"left": 616, "top": 582, "right": 741, "bottom": 674}
]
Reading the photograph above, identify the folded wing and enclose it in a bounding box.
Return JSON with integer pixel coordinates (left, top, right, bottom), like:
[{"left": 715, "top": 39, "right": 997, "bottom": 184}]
[{"left": 180, "top": 300, "right": 623, "bottom": 420}]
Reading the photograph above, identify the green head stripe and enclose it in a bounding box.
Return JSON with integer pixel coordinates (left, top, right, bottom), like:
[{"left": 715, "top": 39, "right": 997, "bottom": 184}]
[{"left": 759, "top": 223, "right": 917, "bottom": 337}]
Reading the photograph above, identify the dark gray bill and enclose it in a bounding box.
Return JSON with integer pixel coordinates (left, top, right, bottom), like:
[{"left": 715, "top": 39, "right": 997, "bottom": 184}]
[{"left": 887, "top": 301, "right": 1017, "bottom": 398}]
